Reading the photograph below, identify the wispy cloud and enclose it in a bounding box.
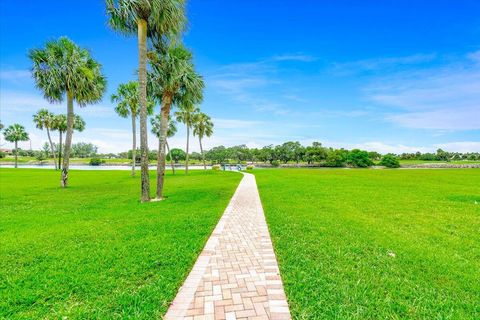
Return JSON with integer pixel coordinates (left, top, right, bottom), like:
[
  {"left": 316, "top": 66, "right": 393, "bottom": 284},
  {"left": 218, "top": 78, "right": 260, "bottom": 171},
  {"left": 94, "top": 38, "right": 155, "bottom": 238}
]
[
  {"left": 0, "top": 68, "right": 31, "bottom": 84},
  {"left": 0, "top": 90, "right": 115, "bottom": 118},
  {"left": 332, "top": 53, "right": 436, "bottom": 75},
  {"left": 363, "top": 51, "right": 480, "bottom": 130},
  {"left": 271, "top": 53, "right": 316, "bottom": 62}
]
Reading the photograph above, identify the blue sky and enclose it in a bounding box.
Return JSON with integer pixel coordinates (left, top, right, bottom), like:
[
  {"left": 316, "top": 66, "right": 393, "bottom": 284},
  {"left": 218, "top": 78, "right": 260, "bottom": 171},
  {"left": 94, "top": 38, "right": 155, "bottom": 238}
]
[{"left": 1, "top": 0, "right": 479, "bottom": 153}]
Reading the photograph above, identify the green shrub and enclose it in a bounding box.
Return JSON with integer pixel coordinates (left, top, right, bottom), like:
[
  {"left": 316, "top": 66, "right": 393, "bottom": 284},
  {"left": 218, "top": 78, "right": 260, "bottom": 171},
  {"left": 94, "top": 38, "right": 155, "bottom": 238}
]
[
  {"left": 0, "top": 151, "right": 5, "bottom": 158},
  {"left": 347, "top": 149, "right": 373, "bottom": 168},
  {"left": 212, "top": 164, "right": 221, "bottom": 171},
  {"left": 246, "top": 165, "right": 254, "bottom": 170},
  {"left": 380, "top": 154, "right": 400, "bottom": 168},
  {"left": 271, "top": 160, "right": 280, "bottom": 167},
  {"left": 324, "top": 149, "right": 346, "bottom": 167},
  {"left": 89, "top": 158, "right": 105, "bottom": 166}
]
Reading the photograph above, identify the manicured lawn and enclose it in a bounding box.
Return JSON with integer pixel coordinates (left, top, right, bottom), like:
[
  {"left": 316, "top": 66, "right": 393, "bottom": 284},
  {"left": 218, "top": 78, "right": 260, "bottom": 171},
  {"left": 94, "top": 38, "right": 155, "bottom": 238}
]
[
  {"left": 0, "top": 169, "right": 241, "bottom": 319},
  {"left": 254, "top": 169, "right": 480, "bottom": 319}
]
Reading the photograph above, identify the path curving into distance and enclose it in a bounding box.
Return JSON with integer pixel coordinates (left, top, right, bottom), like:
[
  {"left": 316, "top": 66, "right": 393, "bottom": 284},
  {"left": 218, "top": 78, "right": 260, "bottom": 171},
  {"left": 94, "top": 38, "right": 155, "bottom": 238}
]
[{"left": 165, "top": 172, "right": 291, "bottom": 320}]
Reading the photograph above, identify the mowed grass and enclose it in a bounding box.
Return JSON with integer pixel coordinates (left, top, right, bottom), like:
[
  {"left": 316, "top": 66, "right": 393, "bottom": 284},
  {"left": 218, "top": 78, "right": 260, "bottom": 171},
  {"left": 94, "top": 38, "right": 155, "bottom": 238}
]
[
  {"left": 254, "top": 169, "right": 480, "bottom": 319},
  {"left": 0, "top": 169, "right": 241, "bottom": 319}
]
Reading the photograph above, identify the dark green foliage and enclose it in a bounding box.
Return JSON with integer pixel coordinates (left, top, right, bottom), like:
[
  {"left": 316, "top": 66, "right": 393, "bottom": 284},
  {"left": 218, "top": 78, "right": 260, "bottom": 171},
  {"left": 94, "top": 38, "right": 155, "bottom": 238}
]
[
  {"left": 89, "top": 158, "right": 105, "bottom": 166},
  {"left": 380, "top": 154, "right": 400, "bottom": 168},
  {"left": 347, "top": 149, "right": 373, "bottom": 167},
  {"left": 324, "top": 149, "right": 347, "bottom": 167},
  {"left": 168, "top": 148, "right": 186, "bottom": 163}
]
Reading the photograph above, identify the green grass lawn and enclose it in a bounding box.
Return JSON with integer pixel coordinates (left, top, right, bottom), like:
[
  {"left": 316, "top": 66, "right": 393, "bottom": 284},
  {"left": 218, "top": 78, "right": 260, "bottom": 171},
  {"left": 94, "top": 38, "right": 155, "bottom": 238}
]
[
  {"left": 0, "top": 169, "right": 241, "bottom": 319},
  {"left": 254, "top": 169, "right": 480, "bottom": 319}
]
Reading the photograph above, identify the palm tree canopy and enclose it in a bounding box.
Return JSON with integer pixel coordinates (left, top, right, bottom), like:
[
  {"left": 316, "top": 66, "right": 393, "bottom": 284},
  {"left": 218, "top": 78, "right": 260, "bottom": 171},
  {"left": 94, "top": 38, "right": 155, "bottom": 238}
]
[
  {"left": 52, "top": 114, "right": 85, "bottom": 133},
  {"left": 174, "top": 102, "right": 199, "bottom": 128},
  {"left": 29, "top": 37, "right": 106, "bottom": 106},
  {"left": 111, "top": 81, "right": 154, "bottom": 118},
  {"left": 3, "top": 124, "right": 29, "bottom": 143},
  {"left": 106, "top": 0, "right": 186, "bottom": 45},
  {"left": 148, "top": 44, "right": 204, "bottom": 107},
  {"left": 150, "top": 114, "right": 177, "bottom": 138},
  {"left": 33, "top": 108, "right": 55, "bottom": 130},
  {"left": 193, "top": 112, "right": 214, "bottom": 139}
]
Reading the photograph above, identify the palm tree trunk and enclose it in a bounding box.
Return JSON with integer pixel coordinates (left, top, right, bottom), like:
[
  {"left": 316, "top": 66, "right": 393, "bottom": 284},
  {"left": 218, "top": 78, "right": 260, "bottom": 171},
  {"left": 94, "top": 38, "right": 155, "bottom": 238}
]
[
  {"left": 156, "top": 95, "right": 171, "bottom": 199},
  {"left": 58, "top": 132, "right": 62, "bottom": 170},
  {"left": 131, "top": 115, "right": 136, "bottom": 176},
  {"left": 14, "top": 141, "right": 18, "bottom": 168},
  {"left": 61, "top": 91, "right": 74, "bottom": 187},
  {"left": 185, "top": 125, "right": 190, "bottom": 174},
  {"left": 199, "top": 135, "right": 206, "bottom": 170},
  {"left": 46, "top": 127, "right": 57, "bottom": 170},
  {"left": 138, "top": 18, "right": 150, "bottom": 202},
  {"left": 166, "top": 140, "right": 175, "bottom": 175}
]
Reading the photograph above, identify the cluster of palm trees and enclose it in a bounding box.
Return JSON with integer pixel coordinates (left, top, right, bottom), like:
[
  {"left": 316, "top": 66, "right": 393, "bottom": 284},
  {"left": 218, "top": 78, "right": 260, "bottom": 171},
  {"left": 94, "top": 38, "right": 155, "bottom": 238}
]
[
  {"left": 33, "top": 109, "right": 85, "bottom": 170},
  {"left": 106, "top": 0, "right": 213, "bottom": 201},
  {"left": 14, "top": 1, "right": 213, "bottom": 202}
]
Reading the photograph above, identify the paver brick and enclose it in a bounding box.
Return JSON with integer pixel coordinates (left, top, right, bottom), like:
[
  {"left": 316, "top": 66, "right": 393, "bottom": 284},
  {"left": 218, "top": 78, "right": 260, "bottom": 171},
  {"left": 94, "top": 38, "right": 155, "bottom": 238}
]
[{"left": 165, "top": 173, "right": 291, "bottom": 319}]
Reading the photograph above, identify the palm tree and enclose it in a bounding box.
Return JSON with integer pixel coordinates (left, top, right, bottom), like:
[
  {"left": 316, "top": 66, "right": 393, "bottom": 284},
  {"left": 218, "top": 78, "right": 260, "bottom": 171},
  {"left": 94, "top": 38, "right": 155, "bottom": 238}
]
[
  {"left": 151, "top": 115, "right": 177, "bottom": 174},
  {"left": 106, "top": 0, "right": 186, "bottom": 202},
  {"left": 30, "top": 37, "right": 106, "bottom": 187},
  {"left": 3, "top": 124, "right": 29, "bottom": 168},
  {"left": 33, "top": 109, "right": 58, "bottom": 169},
  {"left": 175, "top": 103, "right": 199, "bottom": 174},
  {"left": 111, "top": 81, "right": 153, "bottom": 176},
  {"left": 148, "top": 45, "right": 204, "bottom": 199},
  {"left": 52, "top": 114, "right": 85, "bottom": 170},
  {"left": 193, "top": 112, "right": 214, "bottom": 170}
]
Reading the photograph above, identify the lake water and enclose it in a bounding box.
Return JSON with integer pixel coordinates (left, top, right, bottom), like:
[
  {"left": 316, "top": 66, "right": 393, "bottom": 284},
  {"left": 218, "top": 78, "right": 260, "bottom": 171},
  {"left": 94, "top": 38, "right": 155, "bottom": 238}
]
[{"left": 0, "top": 164, "right": 245, "bottom": 171}]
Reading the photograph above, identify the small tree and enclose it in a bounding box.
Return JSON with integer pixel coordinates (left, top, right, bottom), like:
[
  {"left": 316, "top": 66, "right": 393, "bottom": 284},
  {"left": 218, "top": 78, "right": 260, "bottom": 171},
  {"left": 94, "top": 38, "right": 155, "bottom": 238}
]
[
  {"left": 33, "top": 108, "right": 58, "bottom": 169},
  {"left": 380, "top": 154, "right": 400, "bottom": 168},
  {"left": 30, "top": 37, "right": 106, "bottom": 187},
  {"left": 52, "top": 114, "right": 85, "bottom": 169},
  {"left": 151, "top": 115, "right": 177, "bottom": 174},
  {"left": 3, "top": 124, "right": 29, "bottom": 168},
  {"left": 192, "top": 112, "right": 213, "bottom": 169},
  {"left": 111, "top": 81, "right": 154, "bottom": 176}
]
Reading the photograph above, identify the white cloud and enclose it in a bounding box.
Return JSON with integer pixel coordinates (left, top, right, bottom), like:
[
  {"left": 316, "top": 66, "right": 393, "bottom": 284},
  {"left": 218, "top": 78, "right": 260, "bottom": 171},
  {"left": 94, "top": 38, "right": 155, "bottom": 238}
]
[
  {"left": 271, "top": 53, "right": 316, "bottom": 62},
  {"left": 364, "top": 51, "right": 480, "bottom": 130},
  {"left": 434, "top": 141, "right": 480, "bottom": 153},
  {"left": 0, "top": 90, "right": 115, "bottom": 118},
  {"left": 0, "top": 68, "right": 31, "bottom": 84},
  {"left": 332, "top": 53, "right": 436, "bottom": 75}
]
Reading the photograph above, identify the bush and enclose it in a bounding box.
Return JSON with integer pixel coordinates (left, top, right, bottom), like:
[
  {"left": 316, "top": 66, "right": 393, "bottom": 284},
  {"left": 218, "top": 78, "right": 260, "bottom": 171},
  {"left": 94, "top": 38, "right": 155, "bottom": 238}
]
[
  {"left": 212, "top": 164, "right": 221, "bottom": 171},
  {"left": 271, "top": 160, "right": 280, "bottom": 167},
  {"left": 380, "top": 154, "right": 400, "bottom": 168},
  {"left": 324, "top": 149, "right": 346, "bottom": 167},
  {"left": 246, "top": 165, "right": 254, "bottom": 170},
  {"left": 0, "top": 151, "right": 5, "bottom": 158},
  {"left": 89, "top": 158, "right": 105, "bottom": 166},
  {"left": 347, "top": 149, "right": 373, "bottom": 168}
]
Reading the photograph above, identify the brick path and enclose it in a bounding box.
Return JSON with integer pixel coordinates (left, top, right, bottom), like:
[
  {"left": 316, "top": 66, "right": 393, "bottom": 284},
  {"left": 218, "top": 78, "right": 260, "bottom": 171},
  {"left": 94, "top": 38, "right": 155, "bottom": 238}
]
[{"left": 164, "top": 173, "right": 291, "bottom": 320}]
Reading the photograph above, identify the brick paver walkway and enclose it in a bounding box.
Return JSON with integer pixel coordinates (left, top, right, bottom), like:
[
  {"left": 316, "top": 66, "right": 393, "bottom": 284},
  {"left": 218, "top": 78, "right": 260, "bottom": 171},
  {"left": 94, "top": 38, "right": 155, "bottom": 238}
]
[{"left": 164, "top": 172, "right": 291, "bottom": 320}]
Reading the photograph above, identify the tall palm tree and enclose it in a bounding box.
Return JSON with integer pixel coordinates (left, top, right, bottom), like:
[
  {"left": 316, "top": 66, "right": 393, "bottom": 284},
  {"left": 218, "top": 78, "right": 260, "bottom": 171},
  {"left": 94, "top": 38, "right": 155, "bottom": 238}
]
[
  {"left": 175, "top": 103, "right": 199, "bottom": 174},
  {"left": 111, "top": 81, "right": 153, "bottom": 176},
  {"left": 52, "top": 114, "right": 85, "bottom": 170},
  {"left": 151, "top": 114, "right": 177, "bottom": 174},
  {"left": 29, "top": 37, "right": 106, "bottom": 187},
  {"left": 148, "top": 45, "right": 204, "bottom": 199},
  {"left": 33, "top": 109, "right": 58, "bottom": 169},
  {"left": 193, "top": 112, "right": 214, "bottom": 170},
  {"left": 3, "top": 124, "right": 29, "bottom": 168},
  {"left": 106, "top": 0, "right": 186, "bottom": 202}
]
